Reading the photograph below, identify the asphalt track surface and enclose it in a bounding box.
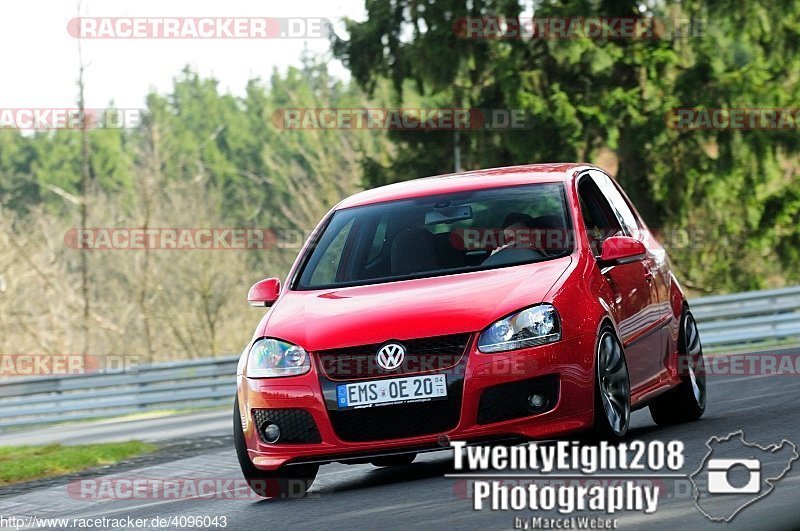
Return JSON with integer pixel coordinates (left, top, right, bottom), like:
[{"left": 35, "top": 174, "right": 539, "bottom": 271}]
[{"left": 2, "top": 350, "right": 800, "bottom": 530}]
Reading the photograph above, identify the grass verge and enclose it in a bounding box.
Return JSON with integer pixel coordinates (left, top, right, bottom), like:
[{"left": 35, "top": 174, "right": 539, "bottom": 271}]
[{"left": 0, "top": 442, "right": 157, "bottom": 486}]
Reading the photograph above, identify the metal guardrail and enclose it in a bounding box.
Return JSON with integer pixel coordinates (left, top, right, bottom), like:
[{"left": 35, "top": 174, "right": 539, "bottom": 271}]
[
  {"left": 689, "top": 285, "right": 800, "bottom": 347},
  {"left": 1, "top": 286, "right": 799, "bottom": 430},
  {"left": 0, "top": 357, "right": 239, "bottom": 430}
]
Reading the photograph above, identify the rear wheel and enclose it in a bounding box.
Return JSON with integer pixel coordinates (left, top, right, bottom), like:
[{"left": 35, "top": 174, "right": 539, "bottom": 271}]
[
  {"left": 590, "top": 328, "right": 631, "bottom": 440},
  {"left": 233, "top": 396, "right": 318, "bottom": 498},
  {"left": 649, "top": 310, "right": 706, "bottom": 425},
  {"left": 370, "top": 453, "right": 417, "bottom": 467}
]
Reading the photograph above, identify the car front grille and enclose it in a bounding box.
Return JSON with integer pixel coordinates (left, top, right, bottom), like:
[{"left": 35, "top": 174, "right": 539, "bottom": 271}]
[
  {"left": 327, "top": 391, "right": 463, "bottom": 442},
  {"left": 315, "top": 333, "right": 471, "bottom": 381}
]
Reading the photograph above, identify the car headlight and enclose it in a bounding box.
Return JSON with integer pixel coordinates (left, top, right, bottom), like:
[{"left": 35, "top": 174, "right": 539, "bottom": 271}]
[
  {"left": 247, "top": 338, "right": 310, "bottom": 377},
  {"left": 477, "top": 304, "right": 561, "bottom": 353}
]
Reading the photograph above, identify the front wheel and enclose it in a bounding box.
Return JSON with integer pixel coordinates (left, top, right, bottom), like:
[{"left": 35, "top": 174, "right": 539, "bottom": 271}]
[
  {"left": 649, "top": 310, "right": 706, "bottom": 426},
  {"left": 589, "top": 328, "right": 631, "bottom": 440},
  {"left": 233, "top": 396, "right": 318, "bottom": 498}
]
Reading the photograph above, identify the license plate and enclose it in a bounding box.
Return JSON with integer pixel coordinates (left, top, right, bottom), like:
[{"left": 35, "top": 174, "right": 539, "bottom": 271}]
[{"left": 337, "top": 374, "right": 447, "bottom": 409}]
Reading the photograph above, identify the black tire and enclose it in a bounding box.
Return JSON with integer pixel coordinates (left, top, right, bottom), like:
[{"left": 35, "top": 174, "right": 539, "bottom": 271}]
[
  {"left": 233, "top": 396, "right": 318, "bottom": 498},
  {"left": 649, "top": 310, "right": 706, "bottom": 426},
  {"left": 589, "top": 327, "right": 631, "bottom": 440},
  {"left": 370, "top": 453, "right": 417, "bottom": 467}
]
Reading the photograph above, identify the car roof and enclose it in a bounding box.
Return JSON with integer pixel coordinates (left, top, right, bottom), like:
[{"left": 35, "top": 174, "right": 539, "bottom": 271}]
[{"left": 336, "top": 163, "right": 597, "bottom": 209}]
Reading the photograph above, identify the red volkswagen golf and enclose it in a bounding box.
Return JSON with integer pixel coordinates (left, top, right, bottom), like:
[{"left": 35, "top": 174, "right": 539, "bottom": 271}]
[{"left": 234, "top": 163, "right": 706, "bottom": 497}]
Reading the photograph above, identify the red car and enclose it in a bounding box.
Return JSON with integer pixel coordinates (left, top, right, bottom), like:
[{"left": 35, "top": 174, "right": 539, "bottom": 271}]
[{"left": 234, "top": 163, "right": 706, "bottom": 497}]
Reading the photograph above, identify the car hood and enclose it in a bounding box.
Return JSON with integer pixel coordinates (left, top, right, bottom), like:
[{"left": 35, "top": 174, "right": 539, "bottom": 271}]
[{"left": 258, "top": 256, "right": 572, "bottom": 351}]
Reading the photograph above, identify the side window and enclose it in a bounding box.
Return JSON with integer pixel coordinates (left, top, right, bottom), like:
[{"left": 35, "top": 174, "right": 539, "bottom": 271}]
[
  {"left": 578, "top": 177, "right": 623, "bottom": 256},
  {"left": 590, "top": 171, "right": 639, "bottom": 236},
  {"left": 309, "top": 218, "right": 355, "bottom": 285},
  {"left": 366, "top": 214, "right": 388, "bottom": 263}
]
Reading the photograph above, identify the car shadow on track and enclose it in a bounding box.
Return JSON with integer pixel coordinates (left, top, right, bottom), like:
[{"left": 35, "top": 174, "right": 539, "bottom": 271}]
[
  {"left": 251, "top": 457, "right": 457, "bottom": 505},
  {"left": 317, "top": 459, "right": 458, "bottom": 495},
  {"left": 625, "top": 423, "right": 664, "bottom": 439}
]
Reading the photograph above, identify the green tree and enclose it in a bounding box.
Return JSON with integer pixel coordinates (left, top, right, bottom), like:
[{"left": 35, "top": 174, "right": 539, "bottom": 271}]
[{"left": 333, "top": 0, "right": 800, "bottom": 292}]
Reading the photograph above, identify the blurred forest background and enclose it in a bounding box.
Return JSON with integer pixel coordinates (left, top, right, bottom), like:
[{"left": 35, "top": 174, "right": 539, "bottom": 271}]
[{"left": 1, "top": 0, "right": 800, "bottom": 361}]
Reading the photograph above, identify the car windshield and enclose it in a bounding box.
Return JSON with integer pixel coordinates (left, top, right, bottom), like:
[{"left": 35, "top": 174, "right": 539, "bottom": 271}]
[{"left": 295, "top": 183, "right": 573, "bottom": 290}]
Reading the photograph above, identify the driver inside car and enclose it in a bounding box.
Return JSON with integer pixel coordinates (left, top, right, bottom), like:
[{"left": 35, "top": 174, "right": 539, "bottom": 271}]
[{"left": 489, "top": 213, "right": 538, "bottom": 256}]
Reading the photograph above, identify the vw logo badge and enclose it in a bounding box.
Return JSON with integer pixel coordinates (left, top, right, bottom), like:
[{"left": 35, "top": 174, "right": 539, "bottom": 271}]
[{"left": 376, "top": 343, "right": 406, "bottom": 371}]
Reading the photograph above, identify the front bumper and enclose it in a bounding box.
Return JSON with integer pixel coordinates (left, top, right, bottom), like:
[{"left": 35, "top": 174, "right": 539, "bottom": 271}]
[{"left": 238, "top": 333, "right": 596, "bottom": 471}]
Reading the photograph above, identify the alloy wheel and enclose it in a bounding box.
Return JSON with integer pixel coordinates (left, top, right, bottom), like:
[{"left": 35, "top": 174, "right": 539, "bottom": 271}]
[
  {"left": 684, "top": 312, "right": 706, "bottom": 408},
  {"left": 598, "top": 331, "right": 630, "bottom": 435}
]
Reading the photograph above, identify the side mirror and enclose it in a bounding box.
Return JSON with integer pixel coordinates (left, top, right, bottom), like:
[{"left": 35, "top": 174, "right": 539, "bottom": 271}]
[
  {"left": 248, "top": 278, "right": 281, "bottom": 307},
  {"left": 599, "top": 236, "right": 646, "bottom": 265}
]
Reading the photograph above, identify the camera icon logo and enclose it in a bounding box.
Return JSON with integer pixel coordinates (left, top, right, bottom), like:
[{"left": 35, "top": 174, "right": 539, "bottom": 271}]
[
  {"left": 706, "top": 458, "right": 761, "bottom": 494},
  {"left": 690, "top": 431, "right": 798, "bottom": 522}
]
